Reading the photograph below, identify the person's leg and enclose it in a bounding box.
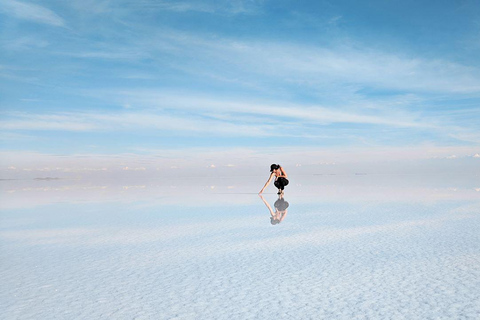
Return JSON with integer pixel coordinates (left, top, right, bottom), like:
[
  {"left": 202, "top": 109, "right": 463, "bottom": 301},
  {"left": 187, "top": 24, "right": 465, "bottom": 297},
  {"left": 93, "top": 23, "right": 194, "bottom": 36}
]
[
  {"left": 279, "top": 178, "right": 288, "bottom": 189},
  {"left": 274, "top": 180, "right": 282, "bottom": 194},
  {"left": 277, "top": 178, "right": 288, "bottom": 194}
]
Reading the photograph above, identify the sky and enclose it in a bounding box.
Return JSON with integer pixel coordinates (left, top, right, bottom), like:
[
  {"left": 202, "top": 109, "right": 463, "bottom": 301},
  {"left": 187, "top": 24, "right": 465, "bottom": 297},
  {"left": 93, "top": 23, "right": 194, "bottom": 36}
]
[{"left": 0, "top": 0, "right": 479, "bottom": 174}]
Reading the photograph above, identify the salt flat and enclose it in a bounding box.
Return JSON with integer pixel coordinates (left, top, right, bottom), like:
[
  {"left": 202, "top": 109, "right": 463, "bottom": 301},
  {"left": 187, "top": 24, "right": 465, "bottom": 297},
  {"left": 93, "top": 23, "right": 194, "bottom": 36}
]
[{"left": 1, "top": 174, "right": 479, "bottom": 319}]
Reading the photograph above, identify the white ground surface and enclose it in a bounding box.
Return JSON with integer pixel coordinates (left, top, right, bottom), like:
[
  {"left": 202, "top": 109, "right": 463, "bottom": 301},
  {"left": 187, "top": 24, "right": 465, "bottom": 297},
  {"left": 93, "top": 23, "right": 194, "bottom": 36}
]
[{"left": 1, "top": 174, "right": 479, "bottom": 319}]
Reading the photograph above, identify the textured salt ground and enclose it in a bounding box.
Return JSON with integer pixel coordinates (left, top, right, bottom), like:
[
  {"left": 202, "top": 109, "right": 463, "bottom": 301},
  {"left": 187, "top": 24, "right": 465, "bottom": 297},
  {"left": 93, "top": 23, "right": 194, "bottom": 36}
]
[{"left": 1, "top": 187, "right": 480, "bottom": 319}]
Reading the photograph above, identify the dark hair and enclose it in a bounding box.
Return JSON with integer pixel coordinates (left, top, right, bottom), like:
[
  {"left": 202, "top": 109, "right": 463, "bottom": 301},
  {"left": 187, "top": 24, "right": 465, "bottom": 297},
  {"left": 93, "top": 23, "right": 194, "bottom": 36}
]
[
  {"left": 270, "top": 164, "right": 280, "bottom": 172},
  {"left": 270, "top": 217, "right": 280, "bottom": 225}
]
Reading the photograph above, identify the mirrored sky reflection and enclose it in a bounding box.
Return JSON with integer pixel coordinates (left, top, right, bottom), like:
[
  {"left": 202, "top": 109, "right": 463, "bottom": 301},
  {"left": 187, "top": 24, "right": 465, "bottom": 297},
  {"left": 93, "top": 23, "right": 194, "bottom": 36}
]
[{"left": 1, "top": 175, "right": 480, "bottom": 319}]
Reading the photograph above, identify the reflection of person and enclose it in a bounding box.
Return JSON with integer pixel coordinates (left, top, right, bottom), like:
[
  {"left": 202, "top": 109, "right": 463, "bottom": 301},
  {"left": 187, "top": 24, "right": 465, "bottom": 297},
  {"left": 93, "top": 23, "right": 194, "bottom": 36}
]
[
  {"left": 260, "top": 194, "right": 289, "bottom": 225},
  {"left": 259, "top": 164, "right": 289, "bottom": 195}
]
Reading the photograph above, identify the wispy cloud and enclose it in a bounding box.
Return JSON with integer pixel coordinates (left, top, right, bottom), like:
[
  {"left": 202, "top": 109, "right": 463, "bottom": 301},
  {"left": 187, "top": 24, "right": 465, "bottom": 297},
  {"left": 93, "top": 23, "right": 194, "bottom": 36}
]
[
  {"left": 57, "top": 50, "right": 147, "bottom": 61},
  {"left": 213, "top": 41, "right": 480, "bottom": 94},
  {"left": 31, "top": 25, "right": 480, "bottom": 94},
  {"left": 0, "top": 93, "right": 428, "bottom": 141},
  {"left": 96, "top": 90, "right": 429, "bottom": 128},
  {"left": 103, "top": 29, "right": 480, "bottom": 94},
  {"left": 2, "top": 88, "right": 479, "bottom": 146},
  {"left": 0, "top": 111, "right": 274, "bottom": 136},
  {"left": 0, "top": 114, "right": 96, "bottom": 131},
  {"left": 0, "top": 0, "right": 65, "bottom": 26},
  {"left": 2, "top": 37, "right": 49, "bottom": 50},
  {"left": 127, "top": 0, "right": 262, "bottom": 15}
]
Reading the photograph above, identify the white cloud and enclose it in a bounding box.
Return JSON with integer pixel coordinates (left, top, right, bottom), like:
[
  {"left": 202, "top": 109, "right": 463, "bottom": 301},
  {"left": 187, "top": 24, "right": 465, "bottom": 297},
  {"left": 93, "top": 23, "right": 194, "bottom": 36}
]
[
  {"left": 86, "top": 90, "right": 430, "bottom": 129},
  {"left": 60, "top": 50, "right": 147, "bottom": 61},
  {"left": 53, "top": 28, "right": 480, "bottom": 94},
  {"left": 0, "top": 119, "right": 95, "bottom": 131},
  {"left": 0, "top": 0, "right": 65, "bottom": 26},
  {"left": 129, "top": 30, "right": 480, "bottom": 94},
  {"left": 1, "top": 91, "right": 478, "bottom": 147},
  {"left": 137, "top": 1, "right": 215, "bottom": 13},
  {"left": 2, "top": 37, "right": 49, "bottom": 50},
  {"left": 0, "top": 111, "right": 273, "bottom": 136},
  {"left": 69, "top": 0, "right": 112, "bottom": 14},
  {"left": 127, "top": 0, "right": 261, "bottom": 15}
]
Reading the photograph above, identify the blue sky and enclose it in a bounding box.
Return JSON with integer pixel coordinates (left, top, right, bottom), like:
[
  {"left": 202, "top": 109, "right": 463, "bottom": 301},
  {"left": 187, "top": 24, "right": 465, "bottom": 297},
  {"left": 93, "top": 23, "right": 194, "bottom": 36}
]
[{"left": 1, "top": 0, "right": 479, "bottom": 171}]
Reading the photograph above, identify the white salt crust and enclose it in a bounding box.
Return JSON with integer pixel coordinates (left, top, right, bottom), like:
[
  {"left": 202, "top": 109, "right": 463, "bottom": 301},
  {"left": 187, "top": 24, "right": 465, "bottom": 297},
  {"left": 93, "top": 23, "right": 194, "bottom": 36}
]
[{"left": 1, "top": 182, "right": 479, "bottom": 319}]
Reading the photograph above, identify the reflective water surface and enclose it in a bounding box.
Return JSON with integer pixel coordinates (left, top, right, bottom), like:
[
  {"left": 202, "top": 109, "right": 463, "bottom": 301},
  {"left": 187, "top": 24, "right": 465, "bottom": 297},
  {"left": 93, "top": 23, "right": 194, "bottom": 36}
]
[{"left": 1, "top": 174, "right": 480, "bottom": 319}]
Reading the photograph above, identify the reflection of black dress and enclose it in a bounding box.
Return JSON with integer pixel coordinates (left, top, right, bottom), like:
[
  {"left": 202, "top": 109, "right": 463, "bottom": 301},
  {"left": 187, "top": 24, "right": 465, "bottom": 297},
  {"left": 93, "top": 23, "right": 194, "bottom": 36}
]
[
  {"left": 274, "top": 198, "right": 289, "bottom": 211},
  {"left": 274, "top": 177, "right": 289, "bottom": 190}
]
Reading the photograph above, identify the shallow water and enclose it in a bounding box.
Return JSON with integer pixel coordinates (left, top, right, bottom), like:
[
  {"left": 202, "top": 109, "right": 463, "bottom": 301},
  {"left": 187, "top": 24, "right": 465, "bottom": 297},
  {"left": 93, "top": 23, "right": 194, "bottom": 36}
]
[{"left": 1, "top": 175, "right": 480, "bottom": 319}]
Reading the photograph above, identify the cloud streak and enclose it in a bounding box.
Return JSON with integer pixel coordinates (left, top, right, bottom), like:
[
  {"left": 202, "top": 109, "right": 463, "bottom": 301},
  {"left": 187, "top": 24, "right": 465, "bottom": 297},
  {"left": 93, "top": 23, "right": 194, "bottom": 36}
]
[
  {"left": 124, "top": 0, "right": 262, "bottom": 15},
  {"left": 0, "top": 111, "right": 274, "bottom": 136},
  {"left": 0, "top": 0, "right": 65, "bottom": 26},
  {"left": 2, "top": 87, "right": 479, "bottom": 147},
  {"left": 123, "top": 91, "right": 429, "bottom": 128},
  {"left": 0, "top": 95, "right": 430, "bottom": 138},
  {"left": 119, "top": 30, "right": 480, "bottom": 94}
]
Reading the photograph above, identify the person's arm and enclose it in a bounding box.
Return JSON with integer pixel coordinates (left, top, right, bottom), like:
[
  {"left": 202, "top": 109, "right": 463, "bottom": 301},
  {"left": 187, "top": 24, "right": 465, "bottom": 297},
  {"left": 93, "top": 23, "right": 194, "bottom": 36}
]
[
  {"left": 279, "top": 167, "right": 288, "bottom": 179},
  {"left": 259, "top": 195, "right": 275, "bottom": 216},
  {"left": 259, "top": 173, "right": 275, "bottom": 194}
]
